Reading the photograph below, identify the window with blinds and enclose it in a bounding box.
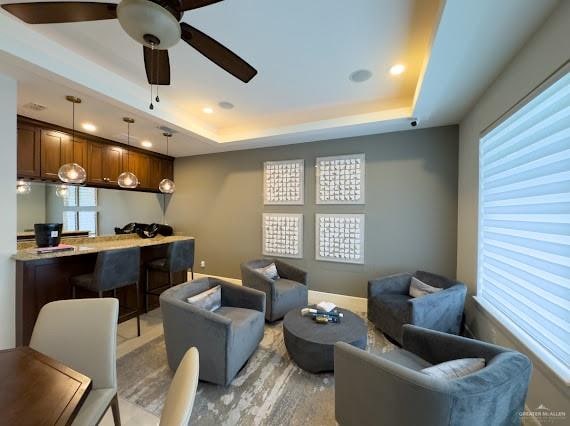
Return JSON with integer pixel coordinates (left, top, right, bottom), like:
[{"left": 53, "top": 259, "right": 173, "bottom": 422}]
[
  {"left": 61, "top": 187, "right": 98, "bottom": 235},
  {"left": 478, "top": 63, "right": 570, "bottom": 381}
]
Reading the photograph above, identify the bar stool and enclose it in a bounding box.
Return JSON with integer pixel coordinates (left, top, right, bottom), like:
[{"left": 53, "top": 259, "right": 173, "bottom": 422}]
[
  {"left": 144, "top": 239, "right": 195, "bottom": 312},
  {"left": 71, "top": 247, "right": 141, "bottom": 336}
]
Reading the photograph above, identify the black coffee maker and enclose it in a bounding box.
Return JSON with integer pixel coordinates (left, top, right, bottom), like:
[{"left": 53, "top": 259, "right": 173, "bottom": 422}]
[{"left": 34, "top": 223, "right": 63, "bottom": 247}]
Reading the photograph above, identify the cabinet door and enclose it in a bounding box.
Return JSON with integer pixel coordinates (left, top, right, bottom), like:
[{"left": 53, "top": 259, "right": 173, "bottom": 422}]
[
  {"left": 148, "top": 156, "right": 162, "bottom": 190},
  {"left": 17, "top": 124, "right": 41, "bottom": 178},
  {"left": 40, "top": 130, "right": 70, "bottom": 179},
  {"left": 87, "top": 142, "right": 104, "bottom": 184},
  {"left": 162, "top": 158, "right": 174, "bottom": 181},
  {"left": 102, "top": 146, "right": 123, "bottom": 185},
  {"left": 123, "top": 150, "right": 150, "bottom": 189},
  {"left": 72, "top": 138, "right": 88, "bottom": 168}
]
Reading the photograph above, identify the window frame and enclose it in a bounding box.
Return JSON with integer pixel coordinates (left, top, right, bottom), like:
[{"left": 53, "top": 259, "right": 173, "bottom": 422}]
[{"left": 476, "top": 60, "right": 570, "bottom": 385}]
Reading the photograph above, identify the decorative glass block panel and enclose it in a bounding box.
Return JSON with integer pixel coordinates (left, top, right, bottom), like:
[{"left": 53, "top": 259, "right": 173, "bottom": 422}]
[
  {"left": 316, "top": 154, "right": 365, "bottom": 204},
  {"left": 262, "top": 213, "right": 303, "bottom": 259},
  {"left": 316, "top": 214, "right": 365, "bottom": 264},
  {"left": 263, "top": 159, "right": 304, "bottom": 205}
]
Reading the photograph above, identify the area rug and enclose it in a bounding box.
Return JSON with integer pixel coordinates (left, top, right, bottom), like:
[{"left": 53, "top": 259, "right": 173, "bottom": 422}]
[{"left": 117, "top": 316, "right": 394, "bottom": 426}]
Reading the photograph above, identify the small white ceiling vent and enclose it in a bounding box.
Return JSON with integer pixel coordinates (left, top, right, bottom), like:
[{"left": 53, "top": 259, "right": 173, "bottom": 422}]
[
  {"left": 157, "top": 125, "right": 177, "bottom": 134},
  {"left": 114, "top": 133, "right": 140, "bottom": 143},
  {"left": 22, "top": 102, "right": 47, "bottom": 111}
]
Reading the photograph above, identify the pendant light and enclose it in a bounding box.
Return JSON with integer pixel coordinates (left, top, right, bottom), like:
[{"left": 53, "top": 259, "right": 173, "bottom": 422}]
[
  {"left": 55, "top": 184, "right": 69, "bottom": 198},
  {"left": 159, "top": 132, "right": 175, "bottom": 194},
  {"left": 58, "top": 96, "right": 87, "bottom": 184},
  {"left": 117, "top": 117, "right": 139, "bottom": 189},
  {"left": 16, "top": 180, "right": 31, "bottom": 194}
]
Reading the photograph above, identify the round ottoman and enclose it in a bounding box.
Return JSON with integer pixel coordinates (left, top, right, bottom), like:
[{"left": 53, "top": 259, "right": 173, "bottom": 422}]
[{"left": 283, "top": 307, "right": 367, "bottom": 373}]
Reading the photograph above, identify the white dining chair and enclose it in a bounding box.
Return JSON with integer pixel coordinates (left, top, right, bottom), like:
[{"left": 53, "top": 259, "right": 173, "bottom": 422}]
[
  {"left": 159, "top": 347, "right": 200, "bottom": 426},
  {"left": 30, "top": 298, "right": 120, "bottom": 425}
]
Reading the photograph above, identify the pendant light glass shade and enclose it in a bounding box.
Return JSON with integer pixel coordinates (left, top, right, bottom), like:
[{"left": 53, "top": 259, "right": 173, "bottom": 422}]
[
  {"left": 55, "top": 184, "right": 69, "bottom": 198},
  {"left": 118, "top": 117, "right": 138, "bottom": 189},
  {"left": 58, "top": 163, "right": 87, "bottom": 184},
  {"left": 118, "top": 171, "right": 139, "bottom": 189},
  {"left": 159, "top": 131, "right": 175, "bottom": 193},
  {"left": 159, "top": 178, "right": 175, "bottom": 194},
  {"left": 59, "top": 96, "right": 87, "bottom": 184},
  {"left": 16, "top": 180, "right": 31, "bottom": 194}
]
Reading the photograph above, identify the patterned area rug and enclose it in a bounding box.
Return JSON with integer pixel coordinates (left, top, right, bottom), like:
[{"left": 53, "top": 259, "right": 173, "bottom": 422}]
[{"left": 117, "top": 316, "right": 394, "bottom": 426}]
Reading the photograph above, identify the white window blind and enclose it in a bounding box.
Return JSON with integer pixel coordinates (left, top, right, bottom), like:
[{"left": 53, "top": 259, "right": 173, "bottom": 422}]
[{"left": 478, "top": 65, "right": 570, "bottom": 380}]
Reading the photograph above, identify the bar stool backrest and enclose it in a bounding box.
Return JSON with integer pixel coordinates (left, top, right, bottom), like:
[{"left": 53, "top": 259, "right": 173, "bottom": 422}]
[
  {"left": 166, "top": 239, "right": 195, "bottom": 273},
  {"left": 93, "top": 247, "right": 141, "bottom": 292}
]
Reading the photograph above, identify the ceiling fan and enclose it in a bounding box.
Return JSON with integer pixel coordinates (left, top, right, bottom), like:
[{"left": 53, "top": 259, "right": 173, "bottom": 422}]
[{"left": 1, "top": 0, "right": 258, "bottom": 88}]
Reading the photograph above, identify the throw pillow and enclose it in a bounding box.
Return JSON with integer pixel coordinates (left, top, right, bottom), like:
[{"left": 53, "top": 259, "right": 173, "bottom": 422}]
[
  {"left": 421, "top": 358, "right": 485, "bottom": 379},
  {"left": 409, "top": 276, "right": 442, "bottom": 298},
  {"left": 255, "top": 263, "right": 280, "bottom": 280},
  {"left": 187, "top": 285, "right": 221, "bottom": 312}
]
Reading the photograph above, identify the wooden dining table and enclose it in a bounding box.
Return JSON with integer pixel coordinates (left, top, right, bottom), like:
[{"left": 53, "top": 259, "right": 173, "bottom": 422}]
[{"left": 0, "top": 347, "right": 92, "bottom": 425}]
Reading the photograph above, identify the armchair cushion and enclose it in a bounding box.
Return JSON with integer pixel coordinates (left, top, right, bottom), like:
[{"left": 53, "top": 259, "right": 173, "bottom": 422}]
[
  {"left": 377, "top": 349, "right": 432, "bottom": 371},
  {"left": 409, "top": 277, "right": 442, "bottom": 298},
  {"left": 421, "top": 358, "right": 485, "bottom": 379},
  {"left": 255, "top": 263, "right": 280, "bottom": 280},
  {"left": 187, "top": 285, "right": 221, "bottom": 312}
]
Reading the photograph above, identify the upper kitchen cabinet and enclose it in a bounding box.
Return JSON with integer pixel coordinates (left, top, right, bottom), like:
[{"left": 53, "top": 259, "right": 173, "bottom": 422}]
[
  {"left": 17, "top": 123, "right": 41, "bottom": 179},
  {"left": 40, "top": 129, "right": 87, "bottom": 180},
  {"left": 17, "top": 116, "right": 174, "bottom": 193}
]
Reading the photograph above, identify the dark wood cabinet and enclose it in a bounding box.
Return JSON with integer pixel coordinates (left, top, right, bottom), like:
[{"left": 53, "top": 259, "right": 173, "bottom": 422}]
[
  {"left": 17, "top": 123, "right": 41, "bottom": 178},
  {"left": 18, "top": 116, "right": 174, "bottom": 193}
]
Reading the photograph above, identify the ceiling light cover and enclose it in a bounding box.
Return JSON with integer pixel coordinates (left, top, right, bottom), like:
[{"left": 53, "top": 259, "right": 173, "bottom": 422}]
[
  {"left": 58, "top": 162, "right": 87, "bottom": 184},
  {"left": 118, "top": 171, "right": 139, "bottom": 189},
  {"left": 141, "top": 140, "right": 153, "bottom": 148},
  {"left": 218, "top": 101, "right": 234, "bottom": 110},
  {"left": 389, "top": 64, "right": 405, "bottom": 75},
  {"left": 82, "top": 123, "right": 97, "bottom": 132},
  {"left": 16, "top": 180, "right": 31, "bottom": 194},
  {"left": 159, "top": 178, "right": 175, "bottom": 194},
  {"left": 349, "top": 69, "right": 373, "bottom": 83},
  {"left": 203, "top": 107, "right": 214, "bottom": 114}
]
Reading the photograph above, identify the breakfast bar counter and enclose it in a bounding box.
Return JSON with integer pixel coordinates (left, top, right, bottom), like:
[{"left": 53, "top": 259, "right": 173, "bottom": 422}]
[{"left": 14, "top": 234, "right": 195, "bottom": 345}]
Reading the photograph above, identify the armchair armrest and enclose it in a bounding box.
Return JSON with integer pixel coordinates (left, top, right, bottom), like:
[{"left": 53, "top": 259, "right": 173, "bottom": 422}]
[
  {"left": 220, "top": 281, "right": 266, "bottom": 313},
  {"left": 402, "top": 325, "right": 505, "bottom": 365},
  {"left": 368, "top": 273, "right": 412, "bottom": 298},
  {"left": 160, "top": 295, "right": 231, "bottom": 370},
  {"left": 408, "top": 284, "right": 466, "bottom": 333},
  {"left": 334, "top": 342, "right": 452, "bottom": 426},
  {"left": 275, "top": 260, "right": 307, "bottom": 285},
  {"left": 240, "top": 263, "right": 275, "bottom": 294}
]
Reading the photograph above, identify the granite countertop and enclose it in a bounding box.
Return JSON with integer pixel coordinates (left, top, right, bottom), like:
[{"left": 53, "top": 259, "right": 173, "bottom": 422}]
[{"left": 13, "top": 234, "right": 194, "bottom": 262}]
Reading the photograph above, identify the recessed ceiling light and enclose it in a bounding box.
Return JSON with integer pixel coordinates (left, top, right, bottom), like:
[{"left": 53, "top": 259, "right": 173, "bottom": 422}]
[
  {"left": 389, "top": 64, "right": 406, "bottom": 76},
  {"left": 203, "top": 107, "right": 214, "bottom": 114},
  {"left": 349, "top": 69, "right": 373, "bottom": 83},
  {"left": 218, "top": 101, "right": 235, "bottom": 110},
  {"left": 82, "top": 123, "right": 97, "bottom": 132},
  {"left": 141, "top": 140, "right": 153, "bottom": 148}
]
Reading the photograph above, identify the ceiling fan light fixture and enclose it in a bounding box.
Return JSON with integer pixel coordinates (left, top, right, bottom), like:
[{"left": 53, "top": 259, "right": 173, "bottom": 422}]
[{"left": 117, "top": 0, "right": 181, "bottom": 49}]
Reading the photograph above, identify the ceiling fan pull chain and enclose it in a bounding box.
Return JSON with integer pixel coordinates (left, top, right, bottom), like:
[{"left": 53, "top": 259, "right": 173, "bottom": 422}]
[
  {"left": 155, "top": 49, "right": 160, "bottom": 103},
  {"left": 149, "top": 84, "right": 154, "bottom": 110}
]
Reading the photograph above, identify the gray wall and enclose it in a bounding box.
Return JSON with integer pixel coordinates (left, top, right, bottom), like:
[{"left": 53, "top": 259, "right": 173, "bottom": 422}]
[
  {"left": 167, "top": 126, "right": 458, "bottom": 298},
  {"left": 17, "top": 182, "right": 46, "bottom": 232},
  {"left": 458, "top": 0, "right": 569, "bottom": 414}
]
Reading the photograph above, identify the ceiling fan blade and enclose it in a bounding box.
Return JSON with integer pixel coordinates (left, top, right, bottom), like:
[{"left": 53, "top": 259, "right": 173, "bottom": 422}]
[
  {"left": 1, "top": 2, "right": 117, "bottom": 24},
  {"left": 143, "top": 46, "right": 171, "bottom": 85},
  {"left": 180, "top": 23, "right": 257, "bottom": 83},
  {"left": 178, "top": 0, "right": 223, "bottom": 11}
]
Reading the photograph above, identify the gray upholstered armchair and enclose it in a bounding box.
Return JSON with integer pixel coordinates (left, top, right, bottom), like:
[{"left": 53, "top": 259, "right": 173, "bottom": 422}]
[
  {"left": 240, "top": 258, "right": 308, "bottom": 321},
  {"left": 335, "top": 325, "right": 532, "bottom": 426},
  {"left": 160, "top": 277, "right": 265, "bottom": 386},
  {"left": 368, "top": 270, "right": 466, "bottom": 344}
]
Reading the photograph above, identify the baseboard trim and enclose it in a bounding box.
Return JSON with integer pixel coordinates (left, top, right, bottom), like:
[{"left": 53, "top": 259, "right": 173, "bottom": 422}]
[{"left": 193, "top": 273, "right": 368, "bottom": 313}]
